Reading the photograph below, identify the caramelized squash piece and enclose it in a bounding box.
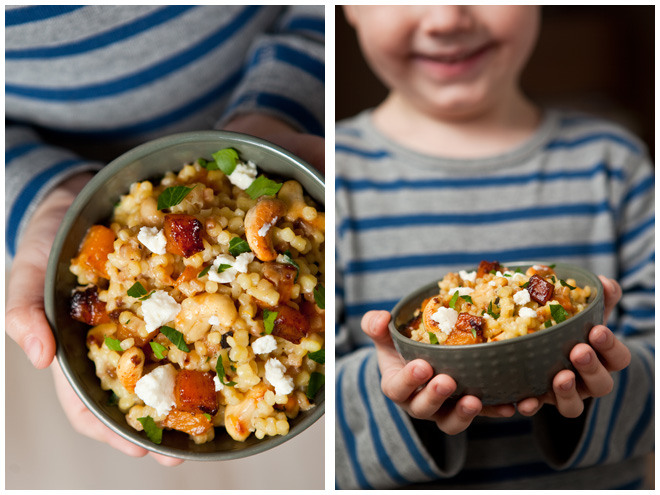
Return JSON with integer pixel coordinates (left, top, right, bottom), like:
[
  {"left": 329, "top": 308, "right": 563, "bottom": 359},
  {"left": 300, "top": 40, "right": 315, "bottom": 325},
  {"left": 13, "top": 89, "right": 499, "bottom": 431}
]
[
  {"left": 477, "top": 260, "right": 502, "bottom": 279},
  {"left": 174, "top": 370, "right": 218, "bottom": 415},
  {"left": 163, "top": 214, "right": 204, "bottom": 258},
  {"left": 174, "top": 265, "right": 200, "bottom": 286},
  {"left": 262, "top": 263, "right": 297, "bottom": 305},
  {"left": 446, "top": 313, "right": 485, "bottom": 346},
  {"left": 528, "top": 274, "right": 555, "bottom": 305},
  {"left": 162, "top": 409, "right": 213, "bottom": 436},
  {"left": 72, "top": 225, "right": 115, "bottom": 280},
  {"left": 271, "top": 305, "right": 310, "bottom": 344},
  {"left": 70, "top": 286, "right": 111, "bottom": 325}
]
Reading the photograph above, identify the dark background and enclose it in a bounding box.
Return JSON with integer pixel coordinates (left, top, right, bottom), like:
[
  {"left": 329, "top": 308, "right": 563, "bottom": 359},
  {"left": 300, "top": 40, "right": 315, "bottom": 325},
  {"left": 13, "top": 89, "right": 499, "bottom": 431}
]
[{"left": 335, "top": 5, "right": 655, "bottom": 160}]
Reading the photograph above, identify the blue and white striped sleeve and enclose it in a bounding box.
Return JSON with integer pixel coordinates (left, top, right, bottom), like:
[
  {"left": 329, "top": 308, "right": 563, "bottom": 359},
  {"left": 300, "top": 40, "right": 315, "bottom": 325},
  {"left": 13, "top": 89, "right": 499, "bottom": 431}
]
[
  {"left": 534, "top": 146, "right": 655, "bottom": 469},
  {"left": 5, "top": 125, "right": 104, "bottom": 258},
  {"left": 217, "top": 5, "right": 324, "bottom": 136}
]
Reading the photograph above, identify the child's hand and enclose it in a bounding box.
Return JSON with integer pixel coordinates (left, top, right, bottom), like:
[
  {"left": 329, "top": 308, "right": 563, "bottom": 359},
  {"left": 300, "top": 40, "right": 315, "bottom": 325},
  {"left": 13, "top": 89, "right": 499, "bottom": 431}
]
[
  {"left": 361, "top": 311, "right": 516, "bottom": 435},
  {"left": 516, "top": 276, "right": 631, "bottom": 418}
]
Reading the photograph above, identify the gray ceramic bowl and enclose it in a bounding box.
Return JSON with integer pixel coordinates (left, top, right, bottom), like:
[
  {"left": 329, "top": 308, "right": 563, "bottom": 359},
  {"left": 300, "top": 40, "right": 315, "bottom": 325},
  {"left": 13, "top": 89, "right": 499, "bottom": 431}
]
[
  {"left": 389, "top": 262, "right": 604, "bottom": 405},
  {"left": 45, "top": 131, "right": 325, "bottom": 460}
]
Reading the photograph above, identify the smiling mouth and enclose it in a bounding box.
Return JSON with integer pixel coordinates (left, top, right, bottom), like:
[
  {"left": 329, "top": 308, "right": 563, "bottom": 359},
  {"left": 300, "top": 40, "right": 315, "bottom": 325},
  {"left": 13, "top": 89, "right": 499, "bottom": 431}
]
[{"left": 415, "top": 42, "right": 495, "bottom": 64}]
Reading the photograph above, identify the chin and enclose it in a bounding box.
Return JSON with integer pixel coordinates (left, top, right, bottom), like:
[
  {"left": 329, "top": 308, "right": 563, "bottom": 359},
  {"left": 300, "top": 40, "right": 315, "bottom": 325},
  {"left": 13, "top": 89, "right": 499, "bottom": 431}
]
[{"left": 415, "top": 85, "right": 495, "bottom": 121}]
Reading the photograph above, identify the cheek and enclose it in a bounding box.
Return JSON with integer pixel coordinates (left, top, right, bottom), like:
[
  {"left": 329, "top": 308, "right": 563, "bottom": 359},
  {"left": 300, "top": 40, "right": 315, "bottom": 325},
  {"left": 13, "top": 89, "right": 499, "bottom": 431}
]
[{"left": 358, "top": 31, "right": 411, "bottom": 88}]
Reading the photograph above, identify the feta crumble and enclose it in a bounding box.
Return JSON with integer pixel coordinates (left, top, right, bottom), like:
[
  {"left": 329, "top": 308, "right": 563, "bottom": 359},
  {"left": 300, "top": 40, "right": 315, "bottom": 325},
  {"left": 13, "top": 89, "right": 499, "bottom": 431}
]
[
  {"left": 519, "top": 307, "right": 537, "bottom": 318},
  {"left": 459, "top": 270, "right": 477, "bottom": 283},
  {"left": 252, "top": 335, "right": 277, "bottom": 355},
  {"left": 257, "top": 217, "right": 277, "bottom": 237},
  {"left": 213, "top": 375, "right": 224, "bottom": 392},
  {"left": 513, "top": 289, "right": 531, "bottom": 306},
  {"left": 208, "top": 252, "right": 255, "bottom": 284},
  {"left": 228, "top": 161, "right": 258, "bottom": 190},
  {"left": 137, "top": 226, "right": 167, "bottom": 255},
  {"left": 134, "top": 364, "right": 177, "bottom": 416},
  {"left": 265, "top": 358, "right": 294, "bottom": 396},
  {"left": 429, "top": 307, "right": 458, "bottom": 335},
  {"left": 208, "top": 315, "right": 220, "bottom": 326},
  {"left": 141, "top": 290, "right": 181, "bottom": 333}
]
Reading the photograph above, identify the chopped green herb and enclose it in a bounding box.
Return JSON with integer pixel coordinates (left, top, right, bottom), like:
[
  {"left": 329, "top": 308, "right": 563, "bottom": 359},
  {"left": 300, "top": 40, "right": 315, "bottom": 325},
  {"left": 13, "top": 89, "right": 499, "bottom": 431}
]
[
  {"left": 306, "top": 371, "right": 324, "bottom": 400},
  {"left": 215, "top": 355, "right": 237, "bottom": 387},
  {"left": 560, "top": 279, "right": 576, "bottom": 290},
  {"left": 105, "top": 336, "right": 123, "bottom": 352},
  {"left": 230, "top": 364, "right": 236, "bottom": 372},
  {"left": 503, "top": 273, "right": 512, "bottom": 277},
  {"left": 124, "top": 319, "right": 131, "bottom": 324},
  {"left": 198, "top": 265, "right": 211, "bottom": 278},
  {"left": 157, "top": 185, "right": 194, "bottom": 210},
  {"left": 262, "top": 309, "right": 278, "bottom": 335},
  {"left": 428, "top": 332, "right": 439, "bottom": 345},
  {"left": 471, "top": 328, "right": 477, "bottom": 339},
  {"left": 515, "top": 268, "right": 524, "bottom": 274},
  {"left": 521, "top": 281, "right": 531, "bottom": 289},
  {"left": 228, "top": 237, "right": 251, "bottom": 256},
  {"left": 550, "top": 276, "right": 556, "bottom": 284},
  {"left": 137, "top": 416, "right": 163, "bottom": 445},
  {"left": 544, "top": 320, "right": 553, "bottom": 328},
  {"left": 281, "top": 250, "right": 300, "bottom": 281},
  {"left": 549, "top": 304, "right": 569, "bottom": 323},
  {"left": 160, "top": 326, "right": 189, "bottom": 352},
  {"left": 449, "top": 291, "right": 460, "bottom": 309},
  {"left": 245, "top": 175, "right": 283, "bottom": 200},
  {"left": 486, "top": 300, "right": 500, "bottom": 320},
  {"left": 107, "top": 391, "right": 120, "bottom": 407},
  {"left": 203, "top": 413, "right": 212, "bottom": 421},
  {"left": 127, "top": 281, "right": 148, "bottom": 299},
  {"left": 460, "top": 295, "right": 474, "bottom": 305},
  {"left": 308, "top": 349, "right": 325, "bottom": 364},
  {"left": 313, "top": 283, "right": 325, "bottom": 309},
  {"left": 150, "top": 341, "right": 168, "bottom": 360},
  {"left": 548, "top": 264, "right": 556, "bottom": 269},
  {"left": 197, "top": 157, "right": 210, "bottom": 168},
  {"left": 212, "top": 148, "right": 240, "bottom": 175},
  {"left": 489, "top": 269, "right": 497, "bottom": 275},
  {"left": 217, "top": 263, "right": 232, "bottom": 273}
]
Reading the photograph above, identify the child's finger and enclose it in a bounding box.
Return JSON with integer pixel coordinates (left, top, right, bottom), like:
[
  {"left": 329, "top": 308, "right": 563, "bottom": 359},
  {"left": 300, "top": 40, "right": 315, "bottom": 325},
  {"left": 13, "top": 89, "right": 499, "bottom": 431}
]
[
  {"left": 516, "top": 397, "right": 543, "bottom": 417},
  {"left": 598, "top": 276, "right": 622, "bottom": 324},
  {"left": 380, "top": 359, "right": 433, "bottom": 403},
  {"left": 552, "top": 369, "right": 584, "bottom": 418},
  {"left": 434, "top": 395, "right": 482, "bottom": 435},
  {"left": 588, "top": 325, "right": 632, "bottom": 371},
  {"left": 406, "top": 374, "right": 456, "bottom": 419},
  {"left": 570, "top": 343, "right": 614, "bottom": 398},
  {"left": 361, "top": 310, "right": 393, "bottom": 349},
  {"left": 149, "top": 453, "right": 185, "bottom": 467},
  {"left": 479, "top": 403, "right": 517, "bottom": 418}
]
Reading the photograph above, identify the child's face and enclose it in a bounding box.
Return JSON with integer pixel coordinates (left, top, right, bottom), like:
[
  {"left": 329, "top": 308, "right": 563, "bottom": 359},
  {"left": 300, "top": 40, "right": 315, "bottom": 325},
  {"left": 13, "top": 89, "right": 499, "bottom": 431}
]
[{"left": 345, "top": 6, "right": 540, "bottom": 119}]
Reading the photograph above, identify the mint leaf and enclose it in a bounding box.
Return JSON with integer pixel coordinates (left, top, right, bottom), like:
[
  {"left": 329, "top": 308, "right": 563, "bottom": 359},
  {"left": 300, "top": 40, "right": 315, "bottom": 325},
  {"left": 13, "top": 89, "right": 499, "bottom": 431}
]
[
  {"left": 560, "top": 279, "right": 576, "bottom": 290},
  {"left": 149, "top": 341, "right": 168, "bottom": 360},
  {"left": 262, "top": 309, "right": 278, "bottom": 335},
  {"left": 313, "top": 283, "right": 325, "bottom": 309},
  {"left": 107, "top": 391, "right": 120, "bottom": 406},
  {"left": 487, "top": 300, "right": 500, "bottom": 320},
  {"left": 544, "top": 320, "right": 553, "bottom": 328},
  {"left": 281, "top": 250, "right": 300, "bottom": 281},
  {"left": 198, "top": 265, "right": 211, "bottom": 278},
  {"left": 449, "top": 291, "right": 460, "bottom": 309},
  {"left": 203, "top": 413, "right": 212, "bottom": 421},
  {"left": 460, "top": 295, "right": 474, "bottom": 305},
  {"left": 137, "top": 416, "right": 163, "bottom": 444},
  {"left": 245, "top": 175, "right": 282, "bottom": 200},
  {"left": 306, "top": 371, "right": 324, "bottom": 400},
  {"left": 127, "top": 281, "right": 147, "bottom": 299},
  {"left": 215, "top": 355, "right": 236, "bottom": 387},
  {"left": 160, "top": 326, "right": 189, "bottom": 352},
  {"left": 550, "top": 304, "right": 569, "bottom": 323},
  {"left": 428, "top": 332, "right": 439, "bottom": 345},
  {"left": 212, "top": 148, "right": 240, "bottom": 175},
  {"left": 228, "top": 237, "right": 251, "bottom": 257},
  {"left": 217, "top": 263, "right": 232, "bottom": 273},
  {"left": 470, "top": 328, "right": 477, "bottom": 339},
  {"left": 308, "top": 349, "right": 325, "bottom": 364},
  {"left": 104, "top": 336, "right": 123, "bottom": 351},
  {"left": 157, "top": 185, "right": 194, "bottom": 210}
]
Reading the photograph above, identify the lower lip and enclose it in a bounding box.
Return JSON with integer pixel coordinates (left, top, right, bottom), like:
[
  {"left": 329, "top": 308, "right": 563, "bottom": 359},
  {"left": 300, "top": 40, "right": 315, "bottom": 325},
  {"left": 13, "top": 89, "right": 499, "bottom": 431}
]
[{"left": 412, "top": 45, "right": 495, "bottom": 80}]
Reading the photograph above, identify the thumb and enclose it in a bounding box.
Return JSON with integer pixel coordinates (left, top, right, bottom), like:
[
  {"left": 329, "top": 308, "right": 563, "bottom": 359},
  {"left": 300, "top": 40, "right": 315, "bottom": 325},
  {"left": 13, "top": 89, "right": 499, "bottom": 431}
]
[{"left": 361, "top": 310, "right": 394, "bottom": 350}]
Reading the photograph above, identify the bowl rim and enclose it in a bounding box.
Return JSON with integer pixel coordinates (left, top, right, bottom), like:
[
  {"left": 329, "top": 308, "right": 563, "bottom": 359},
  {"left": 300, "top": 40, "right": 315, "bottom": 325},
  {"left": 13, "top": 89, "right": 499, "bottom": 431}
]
[
  {"left": 389, "top": 260, "right": 604, "bottom": 351},
  {"left": 46, "top": 130, "right": 325, "bottom": 460}
]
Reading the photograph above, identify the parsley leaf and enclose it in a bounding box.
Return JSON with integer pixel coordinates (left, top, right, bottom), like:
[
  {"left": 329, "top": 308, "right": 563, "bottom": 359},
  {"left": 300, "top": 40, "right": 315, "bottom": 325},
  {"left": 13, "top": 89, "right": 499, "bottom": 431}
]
[
  {"left": 160, "top": 326, "right": 189, "bottom": 352},
  {"left": 471, "top": 328, "right": 477, "bottom": 339},
  {"left": 203, "top": 413, "right": 212, "bottom": 421},
  {"left": 215, "top": 355, "right": 236, "bottom": 387},
  {"left": 137, "top": 416, "right": 163, "bottom": 444},
  {"left": 127, "top": 281, "right": 147, "bottom": 299},
  {"left": 149, "top": 341, "right": 168, "bottom": 360},
  {"left": 262, "top": 309, "right": 278, "bottom": 335},
  {"left": 544, "top": 320, "right": 553, "bottom": 328},
  {"left": 198, "top": 265, "right": 211, "bottom": 278},
  {"left": 306, "top": 371, "right": 324, "bottom": 400},
  {"left": 107, "top": 391, "right": 120, "bottom": 407},
  {"left": 560, "top": 279, "right": 576, "bottom": 290},
  {"left": 313, "top": 283, "right": 325, "bottom": 309},
  {"left": 228, "top": 237, "right": 251, "bottom": 256},
  {"left": 486, "top": 300, "right": 500, "bottom": 320},
  {"left": 449, "top": 291, "right": 460, "bottom": 309},
  {"left": 217, "top": 263, "right": 232, "bottom": 273},
  {"left": 245, "top": 175, "right": 283, "bottom": 200},
  {"left": 461, "top": 295, "right": 474, "bottom": 305},
  {"left": 157, "top": 185, "right": 194, "bottom": 210},
  {"left": 212, "top": 148, "right": 240, "bottom": 175},
  {"left": 428, "top": 332, "right": 439, "bottom": 345},
  {"left": 281, "top": 250, "right": 300, "bottom": 281},
  {"left": 105, "top": 336, "right": 123, "bottom": 352},
  {"left": 308, "top": 349, "right": 325, "bottom": 364},
  {"left": 549, "top": 304, "right": 569, "bottom": 323}
]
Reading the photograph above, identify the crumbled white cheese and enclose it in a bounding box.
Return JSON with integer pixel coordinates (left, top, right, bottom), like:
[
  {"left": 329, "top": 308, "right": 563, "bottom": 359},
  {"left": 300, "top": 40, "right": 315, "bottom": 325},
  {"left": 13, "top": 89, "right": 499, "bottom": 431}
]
[
  {"left": 519, "top": 307, "right": 537, "bottom": 318},
  {"left": 252, "top": 335, "right": 277, "bottom": 355},
  {"left": 257, "top": 217, "right": 277, "bottom": 237},
  {"left": 208, "top": 315, "right": 220, "bottom": 326},
  {"left": 213, "top": 375, "right": 224, "bottom": 392},
  {"left": 208, "top": 252, "right": 255, "bottom": 284},
  {"left": 137, "top": 226, "right": 167, "bottom": 255},
  {"left": 513, "top": 289, "right": 531, "bottom": 306},
  {"left": 488, "top": 280, "right": 497, "bottom": 287},
  {"left": 508, "top": 272, "right": 527, "bottom": 285},
  {"left": 228, "top": 161, "right": 258, "bottom": 190},
  {"left": 141, "top": 290, "right": 181, "bottom": 333},
  {"left": 449, "top": 287, "right": 475, "bottom": 297},
  {"left": 265, "top": 358, "right": 294, "bottom": 396},
  {"left": 134, "top": 364, "right": 177, "bottom": 416},
  {"left": 429, "top": 307, "right": 458, "bottom": 335},
  {"left": 459, "top": 270, "right": 477, "bottom": 283}
]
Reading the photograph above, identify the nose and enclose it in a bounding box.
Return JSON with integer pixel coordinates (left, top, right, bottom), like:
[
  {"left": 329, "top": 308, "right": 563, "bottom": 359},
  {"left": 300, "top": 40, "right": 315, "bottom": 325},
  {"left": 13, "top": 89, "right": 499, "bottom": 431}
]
[{"left": 420, "top": 6, "right": 475, "bottom": 35}]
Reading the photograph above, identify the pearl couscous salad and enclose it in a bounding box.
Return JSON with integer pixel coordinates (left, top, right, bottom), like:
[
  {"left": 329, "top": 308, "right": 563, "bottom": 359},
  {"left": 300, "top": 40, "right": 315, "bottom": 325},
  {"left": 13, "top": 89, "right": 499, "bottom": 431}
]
[
  {"left": 403, "top": 261, "right": 590, "bottom": 346},
  {"left": 69, "top": 148, "right": 325, "bottom": 444}
]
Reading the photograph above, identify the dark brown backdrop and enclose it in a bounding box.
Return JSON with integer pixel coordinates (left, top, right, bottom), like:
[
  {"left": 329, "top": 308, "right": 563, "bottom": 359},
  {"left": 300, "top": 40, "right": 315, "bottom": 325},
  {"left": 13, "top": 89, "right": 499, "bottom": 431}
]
[{"left": 335, "top": 5, "right": 655, "bottom": 160}]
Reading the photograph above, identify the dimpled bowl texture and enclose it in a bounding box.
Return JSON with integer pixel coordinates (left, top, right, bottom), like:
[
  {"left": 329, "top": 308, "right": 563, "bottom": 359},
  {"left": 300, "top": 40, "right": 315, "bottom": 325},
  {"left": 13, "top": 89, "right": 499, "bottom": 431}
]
[
  {"left": 45, "top": 131, "right": 325, "bottom": 460},
  {"left": 389, "top": 262, "right": 604, "bottom": 405}
]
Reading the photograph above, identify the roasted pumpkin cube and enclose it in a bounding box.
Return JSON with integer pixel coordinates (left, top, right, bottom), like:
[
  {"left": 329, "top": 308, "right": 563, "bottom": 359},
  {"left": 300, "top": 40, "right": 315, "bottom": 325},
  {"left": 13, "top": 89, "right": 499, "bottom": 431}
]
[
  {"left": 271, "top": 305, "right": 310, "bottom": 344},
  {"left": 477, "top": 260, "right": 502, "bottom": 279},
  {"left": 262, "top": 262, "right": 297, "bottom": 305},
  {"left": 446, "top": 313, "right": 485, "bottom": 346},
  {"left": 163, "top": 214, "right": 204, "bottom": 258},
  {"left": 162, "top": 409, "right": 213, "bottom": 436},
  {"left": 528, "top": 274, "right": 555, "bottom": 305},
  {"left": 70, "top": 286, "right": 111, "bottom": 326},
  {"left": 71, "top": 225, "right": 116, "bottom": 280},
  {"left": 174, "top": 370, "right": 218, "bottom": 415}
]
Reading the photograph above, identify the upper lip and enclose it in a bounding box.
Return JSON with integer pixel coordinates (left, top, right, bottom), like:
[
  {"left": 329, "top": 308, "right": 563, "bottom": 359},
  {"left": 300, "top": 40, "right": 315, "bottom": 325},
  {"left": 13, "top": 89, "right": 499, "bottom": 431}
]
[{"left": 415, "top": 42, "right": 494, "bottom": 62}]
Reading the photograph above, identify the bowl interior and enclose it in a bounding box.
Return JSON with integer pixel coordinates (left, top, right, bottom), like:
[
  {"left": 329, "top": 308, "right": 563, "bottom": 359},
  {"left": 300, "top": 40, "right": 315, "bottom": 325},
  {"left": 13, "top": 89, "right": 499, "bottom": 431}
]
[{"left": 45, "top": 131, "right": 324, "bottom": 460}]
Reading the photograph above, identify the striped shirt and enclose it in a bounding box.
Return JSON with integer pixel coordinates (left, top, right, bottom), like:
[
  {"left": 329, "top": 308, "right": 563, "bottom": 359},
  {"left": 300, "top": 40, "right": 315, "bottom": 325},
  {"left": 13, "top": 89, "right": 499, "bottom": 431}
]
[
  {"left": 6, "top": 5, "right": 324, "bottom": 256},
  {"left": 335, "top": 109, "right": 654, "bottom": 489}
]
